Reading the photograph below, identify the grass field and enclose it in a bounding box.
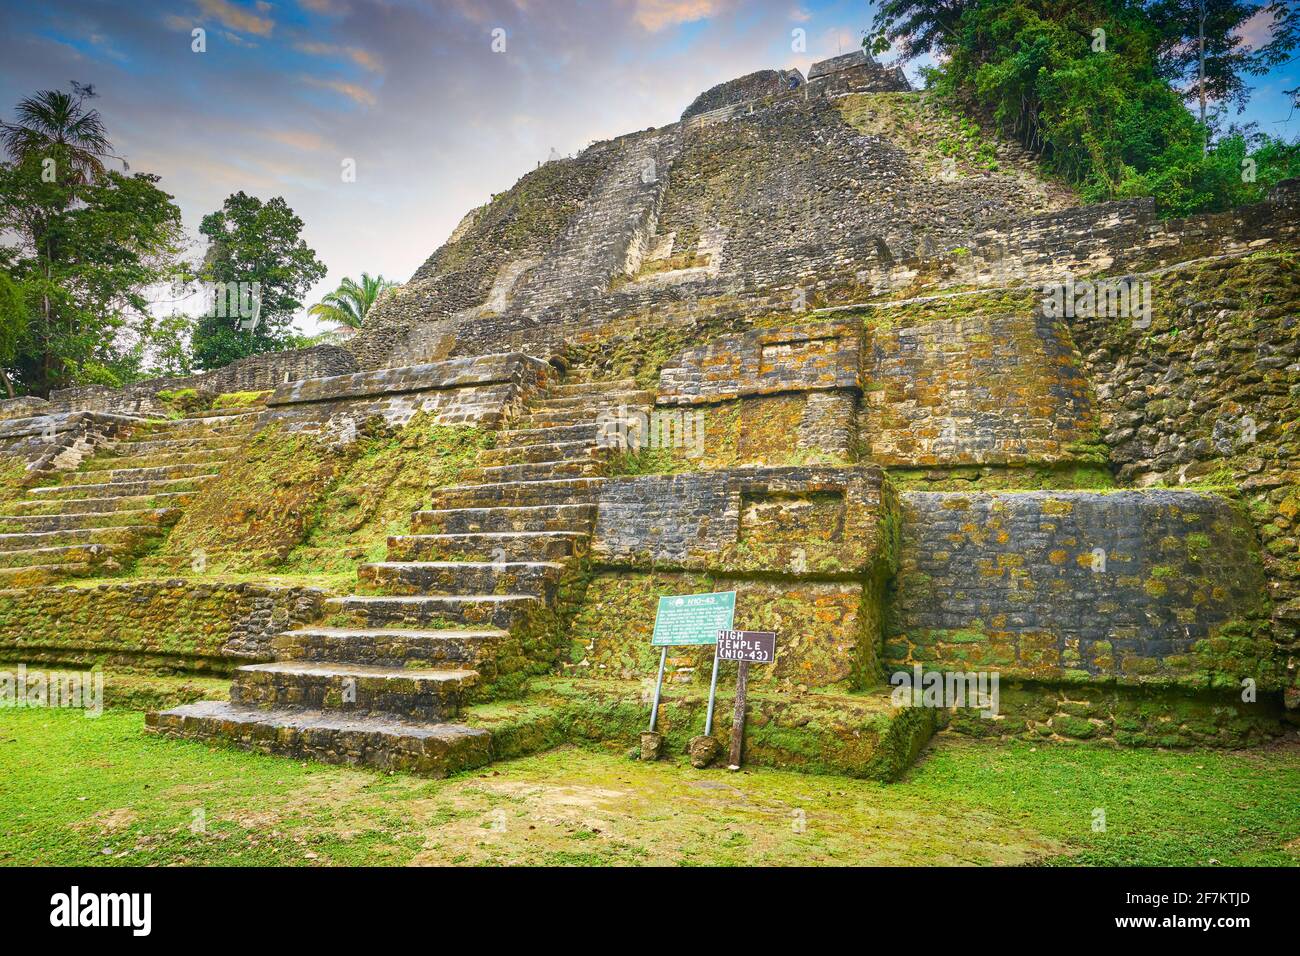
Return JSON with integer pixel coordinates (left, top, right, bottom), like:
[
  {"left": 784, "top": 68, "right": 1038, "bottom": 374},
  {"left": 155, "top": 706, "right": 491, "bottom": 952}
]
[{"left": 2, "top": 704, "right": 1298, "bottom": 866}]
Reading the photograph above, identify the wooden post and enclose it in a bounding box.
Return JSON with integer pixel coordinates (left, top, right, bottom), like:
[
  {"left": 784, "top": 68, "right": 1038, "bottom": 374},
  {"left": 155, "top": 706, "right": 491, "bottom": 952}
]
[{"left": 728, "top": 660, "right": 750, "bottom": 769}]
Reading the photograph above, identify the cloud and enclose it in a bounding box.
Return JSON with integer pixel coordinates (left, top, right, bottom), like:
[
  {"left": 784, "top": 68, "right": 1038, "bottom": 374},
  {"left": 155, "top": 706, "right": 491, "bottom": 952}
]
[
  {"left": 633, "top": 0, "right": 721, "bottom": 32},
  {"left": 264, "top": 127, "right": 328, "bottom": 151},
  {"left": 299, "top": 75, "right": 378, "bottom": 106},
  {"left": 297, "top": 0, "right": 349, "bottom": 13},
  {"left": 1236, "top": 7, "right": 1276, "bottom": 49},
  {"left": 197, "top": 0, "right": 275, "bottom": 37},
  {"left": 295, "top": 41, "right": 383, "bottom": 72}
]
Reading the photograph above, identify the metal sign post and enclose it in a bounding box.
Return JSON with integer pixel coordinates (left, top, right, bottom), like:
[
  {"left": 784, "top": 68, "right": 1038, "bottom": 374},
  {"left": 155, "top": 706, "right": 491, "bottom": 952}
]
[
  {"left": 703, "top": 649, "right": 721, "bottom": 735},
  {"left": 645, "top": 592, "right": 735, "bottom": 748},
  {"left": 648, "top": 647, "right": 667, "bottom": 731}
]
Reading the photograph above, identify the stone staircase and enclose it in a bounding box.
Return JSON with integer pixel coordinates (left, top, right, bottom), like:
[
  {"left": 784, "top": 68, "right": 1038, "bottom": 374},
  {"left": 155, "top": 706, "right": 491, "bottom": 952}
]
[
  {"left": 147, "top": 378, "right": 654, "bottom": 776},
  {"left": 0, "top": 408, "right": 259, "bottom": 586}
]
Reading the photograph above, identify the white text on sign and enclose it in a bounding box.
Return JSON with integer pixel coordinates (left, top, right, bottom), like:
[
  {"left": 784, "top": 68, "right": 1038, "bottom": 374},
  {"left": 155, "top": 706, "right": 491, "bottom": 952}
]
[{"left": 716, "top": 630, "right": 777, "bottom": 663}]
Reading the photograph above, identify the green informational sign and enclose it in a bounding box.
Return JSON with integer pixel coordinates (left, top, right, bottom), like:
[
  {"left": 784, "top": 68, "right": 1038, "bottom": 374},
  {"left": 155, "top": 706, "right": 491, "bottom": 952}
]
[{"left": 651, "top": 591, "right": 736, "bottom": 646}]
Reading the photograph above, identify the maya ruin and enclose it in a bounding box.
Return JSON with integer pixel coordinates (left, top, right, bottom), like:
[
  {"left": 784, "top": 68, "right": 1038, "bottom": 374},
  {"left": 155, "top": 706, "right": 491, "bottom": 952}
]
[{"left": 1, "top": 4, "right": 1298, "bottom": 889}]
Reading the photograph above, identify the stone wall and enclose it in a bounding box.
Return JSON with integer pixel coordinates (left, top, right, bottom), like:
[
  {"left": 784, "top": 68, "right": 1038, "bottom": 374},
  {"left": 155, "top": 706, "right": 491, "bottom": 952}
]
[
  {"left": 260, "top": 352, "right": 553, "bottom": 438},
  {"left": 592, "top": 465, "right": 892, "bottom": 574},
  {"left": 648, "top": 319, "right": 861, "bottom": 462},
  {"left": 889, "top": 490, "right": 1275, "bottom": 691},
  {"left": 861, "top": 310, "right": 1097, "bottom": 466},
  {"left": 576, "top": 466, "right": 897, "bottom": 689},
  {"left": 0, "top": 579, "right": 327, "bottom": 671},
  {"left": 39, "top": 345, "right": 357, "bottom": 418},
  {"left": 0, "top": 410, "right": 144, "bottom": 475},
  {"left": 1065, "top": 250, "right": 1300, "bottom": 707},
  {"left": 680, "top": 69, "right": 803, "bottom": 120}
]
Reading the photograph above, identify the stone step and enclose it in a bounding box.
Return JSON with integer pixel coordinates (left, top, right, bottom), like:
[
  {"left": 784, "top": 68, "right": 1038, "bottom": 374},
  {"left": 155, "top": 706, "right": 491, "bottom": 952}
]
[
  {"left": 527, "top": 390, "right": 655, "bottom": 411},
  {"left": 477, "top": 440, "right": 598, "bottom": 466},
  {"left": 430, "top": 477, "right": 604, "bottom": 509},
  {"left": 182, "top": 407, "right": 263, "bottom": 420},
  {"left": 473, "top": 460, "right": 602, "bottom": 483},
  {"left": 230, "top": 661, "right": 478, "bottom": 722},
  {"left": 1, "top": 492, "right": 195, "bottom": 516},
  {"left": 548, "top": 378, "right": 639, "bottom": 396},
  {"left": 0, "top": 507, "right": 179, "bottom": 533},
  {"left": 512, "top": 408, "right": 611, "bottom": 429},
  {"left": 48, "top": 461, "right": 219, "bottom": 485},
  {"left": 0, "top": 563, "right": 90, "bottom": 587},
  {"left": 357, "top": 560, "right": 564, "bottom": 597},
  {"left": 81, "top": 446, "right": 239, "bottom": 471},
  {"left": 146, "top": 701, "right": 492, "bottom": 777},
  {"left": 411, "top": 504, "right": 596, "bottom": 535},
  {"left": 102, "top": 436, "right": 243, "bottom": 455},
  {"left": 0, "top": 525, "right": 152, "bottom": 552},
  {"left": 495, "top": 422, "right": 603, "bottom": 448},
  {"left": 26, "top": 474, "right": 215, "bottom": 500},
  {"left": 0, "top": 542, "right": 112, "bottom": 569},
  {"left": 273, "top": 626, "right": 508, "bottom": 668},
  {"left": 386, "top": 531, "right": 585, "bottom": 563},
  {"left": 132, "top": 417, "right": 255, "bottom": 439},
  {"left": 324, "top": 594, "right": 537, "bottom": 629}
]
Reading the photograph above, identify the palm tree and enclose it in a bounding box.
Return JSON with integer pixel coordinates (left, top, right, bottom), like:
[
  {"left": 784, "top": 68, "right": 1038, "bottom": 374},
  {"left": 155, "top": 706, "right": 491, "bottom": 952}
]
[
  {"left": 1, "top": 84, "right": 121, "bottom": 183},
  {"left": 307, "top": 272, "right": 395, "bottom": 332},
  {"left": 2, "top": 84, "right": 122, "bottom": 394}
]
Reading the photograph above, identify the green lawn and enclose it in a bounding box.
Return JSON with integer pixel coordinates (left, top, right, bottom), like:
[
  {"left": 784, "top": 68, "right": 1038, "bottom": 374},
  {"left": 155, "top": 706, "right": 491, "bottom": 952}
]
[{"left": 2, "top": 704, "right": 1297, "bottom": 866}]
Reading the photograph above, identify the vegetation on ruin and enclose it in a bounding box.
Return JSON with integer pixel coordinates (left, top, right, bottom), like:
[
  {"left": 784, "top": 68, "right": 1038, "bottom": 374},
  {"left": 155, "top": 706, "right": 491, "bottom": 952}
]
[
  {"left": 281, "top": 416, "right": 491, "bottom": 575},
  {"left": 873, "top": 0, "right": 1300, "bottom": 215}
]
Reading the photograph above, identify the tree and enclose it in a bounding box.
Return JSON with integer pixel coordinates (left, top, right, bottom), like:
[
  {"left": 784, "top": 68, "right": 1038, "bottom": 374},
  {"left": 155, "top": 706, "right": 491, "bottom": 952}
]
[
  {"left": 0, "top": 272, "right": 29, "bottom": 398},
  {"left": 0, "top": 158, "right": 184, "bottom": 394},
  {"left": 871, "top": 0, "right": 1300, "bottom": 214},
  {"left": 0, "top": 83, "right": 122, "bottom": 186},
  {"left": 190, "top": 192, "right": 327, "bottom": 370},
  {"left": 1148, "top": 0, "right": 1300, "bottom": 131},
  {"left": 307, "top": 272, "right": 395, "bottom": 331}
]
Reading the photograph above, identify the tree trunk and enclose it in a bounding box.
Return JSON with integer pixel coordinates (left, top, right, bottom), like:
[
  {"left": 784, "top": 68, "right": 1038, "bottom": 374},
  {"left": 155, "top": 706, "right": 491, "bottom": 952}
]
[
  {"left": 0, "top": 369, "right": 13, "bottom": 400},
  {"left": 1198, "top": 0, "right": 1207, "bottom": 153}
]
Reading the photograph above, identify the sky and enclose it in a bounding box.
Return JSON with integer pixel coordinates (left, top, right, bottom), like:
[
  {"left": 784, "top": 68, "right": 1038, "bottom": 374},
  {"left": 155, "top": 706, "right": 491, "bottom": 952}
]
[{"left": 1, "top": 0, "right": 1297, "bottom": 335}]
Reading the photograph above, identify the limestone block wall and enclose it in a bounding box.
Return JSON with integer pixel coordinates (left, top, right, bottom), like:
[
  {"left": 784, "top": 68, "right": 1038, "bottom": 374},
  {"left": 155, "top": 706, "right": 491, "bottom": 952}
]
[
  {"left": 0, "top": 410, "right": 144, "bottom": 474},
  {"left": 576, "top": 466, "right": 896, "bottom": 689},
  {"left": 860, "top": 310, "right": 1096, "bottom": 466},
  {"left": 850, "top": 178, "right": 1300, "bottom": 300},
  {"left": 0, "top": 580, "right": 327, "bottom": 671},
  {"left": 260, "top": 352, "right": 553, "bottom": 438},
  {"left": 1065, "top": 250, "right": 1300, "bottom": 706},
  {"left": 889, "top": 490, "right": 1275, "bottom": 691},
  {"left": 592, "top": 465, "right": 892, "bottom": 574},
  {"left": 679, "top": 69, "right": 804, "bottom": 119},
  {"left": 40, "top": 345, "right": 358, "bottom": 418},
  {"left": 653, "top": 320, "right": 862, "bottom": 462}
]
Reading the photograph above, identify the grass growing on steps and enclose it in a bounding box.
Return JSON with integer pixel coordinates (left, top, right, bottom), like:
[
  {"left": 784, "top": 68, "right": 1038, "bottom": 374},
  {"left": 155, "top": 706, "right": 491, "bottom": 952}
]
[{"left": 2, "top": 704, "right": 1296, "bottom": 866}]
